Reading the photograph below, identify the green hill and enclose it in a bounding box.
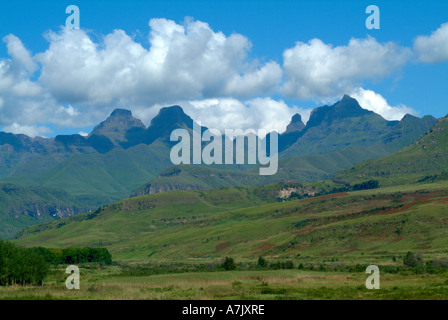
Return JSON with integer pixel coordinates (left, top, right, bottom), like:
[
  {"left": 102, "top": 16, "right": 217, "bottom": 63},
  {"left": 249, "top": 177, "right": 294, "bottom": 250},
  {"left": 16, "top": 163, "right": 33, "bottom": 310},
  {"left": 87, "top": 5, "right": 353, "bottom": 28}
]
[
  {"left": 132, "top": 143, "right": 400, "bottom": 196},
  {"left": 334, "top": 115, "right": 448, "bottom": 186},
  {"left": 0, "top": 183, "right": 89, "bottom": 240},
  {"left": 14, "top": 180, "right": 448, "bottom": 262},
  {"left": 131, "top": 96, "right": 436, "bottom": 195},
  {"left": 5, "top": 142, "right": 173, "bottom": 206}
]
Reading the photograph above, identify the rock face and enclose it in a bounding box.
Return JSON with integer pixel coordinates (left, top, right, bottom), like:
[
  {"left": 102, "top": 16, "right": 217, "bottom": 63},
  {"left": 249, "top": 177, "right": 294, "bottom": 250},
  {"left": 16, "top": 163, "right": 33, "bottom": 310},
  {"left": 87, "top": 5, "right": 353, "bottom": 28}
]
[
  {"left": 0, "top": 183, "right": 89, "bottom": 240},
  {"left": 305, "top": 94, "right": 373, "bottom": 130},
  {"left": 281, "top": 94, "right": 437, "bottom": 156},
  {"left": 286, "top": 114, "right": 305, "bottom": 132},
  {"left": 90, "top": 108, "right": 146, "bottom": 145},
  {"left": 145, "top": 105, "right": 196, "bottom": 145}
]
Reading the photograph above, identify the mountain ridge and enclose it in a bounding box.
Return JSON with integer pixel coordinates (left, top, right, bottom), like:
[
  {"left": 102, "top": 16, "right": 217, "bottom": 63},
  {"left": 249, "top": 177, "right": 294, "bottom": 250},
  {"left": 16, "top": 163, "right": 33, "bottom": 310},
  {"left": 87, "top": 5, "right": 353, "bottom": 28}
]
[
  {"left": 0, "top": 95, "right": 439, "bottom": 239},
  {"left": 334, "top": 114, "right": 448, "bottom": 186}
]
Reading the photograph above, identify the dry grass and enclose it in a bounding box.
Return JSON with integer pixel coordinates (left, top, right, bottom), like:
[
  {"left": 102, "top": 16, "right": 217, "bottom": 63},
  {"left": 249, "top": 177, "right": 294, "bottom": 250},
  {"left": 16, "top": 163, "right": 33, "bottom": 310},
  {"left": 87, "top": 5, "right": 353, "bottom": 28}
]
[{"left": 1, "top": 267, "right": 447, "bottom": 300}]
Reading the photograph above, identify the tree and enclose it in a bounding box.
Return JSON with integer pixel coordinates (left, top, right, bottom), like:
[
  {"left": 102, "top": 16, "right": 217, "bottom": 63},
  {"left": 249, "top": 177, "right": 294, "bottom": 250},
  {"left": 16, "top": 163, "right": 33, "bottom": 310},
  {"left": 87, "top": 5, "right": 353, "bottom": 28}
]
[
  {"left": 257, "top": 256, "right": 268, "bottom": 269},
  {"left": 404, "top": 252, "right": 424, "bottom": 267},
  {"left": 0, "top": 240, "right": 49, "bottom": 286},
  {"left": 222, "top": 257, "right": 236, "bottom": 271}
]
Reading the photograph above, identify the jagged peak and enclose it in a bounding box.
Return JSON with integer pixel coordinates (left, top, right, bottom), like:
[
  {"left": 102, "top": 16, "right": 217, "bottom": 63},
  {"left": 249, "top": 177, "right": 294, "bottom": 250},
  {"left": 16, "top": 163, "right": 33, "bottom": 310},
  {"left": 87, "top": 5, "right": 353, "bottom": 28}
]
[
  {"left": 290, "top": 113, "right": 302, "bottom": 122},
  {"left": 149, "top": 105, "right": 192, "bottom": 128},
  {"left": 90, "top": 108, "right": 146, "bottom": 145},
  {"left": 401, "top": 113, "right": 419, "bottom": 121},
  {"left": 286, "top": 113, "right": 305, "bottom": 132},
  {"left": 159, "top": 105, "right": 184, "bottom": 114},
  {"left": 306, "top": 95, "right": 372, "bottom": 129},
  {"left": 110, "top": 108, "right": 133, "bottom": 118},
  {"left": 334, "top": 94, "right": 366, "bottom": 111}
]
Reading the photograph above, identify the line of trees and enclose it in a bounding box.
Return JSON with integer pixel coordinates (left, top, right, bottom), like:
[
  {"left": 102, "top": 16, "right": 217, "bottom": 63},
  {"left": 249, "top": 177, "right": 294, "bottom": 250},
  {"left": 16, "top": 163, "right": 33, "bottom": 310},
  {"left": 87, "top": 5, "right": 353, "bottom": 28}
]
[
  {"left": 30, "top": 247, "right": 112, "bottom": 265},
  {"left": 0, "top": 241, "right": 113, "bottom": 287},
  {"left": 0, "top": 240, "right": 49, "bottom": 286}
]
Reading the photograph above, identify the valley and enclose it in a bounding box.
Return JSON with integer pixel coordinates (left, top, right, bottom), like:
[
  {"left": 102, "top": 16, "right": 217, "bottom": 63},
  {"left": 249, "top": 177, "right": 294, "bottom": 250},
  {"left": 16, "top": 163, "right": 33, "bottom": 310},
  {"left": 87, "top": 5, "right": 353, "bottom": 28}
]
[{"left": 2, "top": 96, "right": 447, "bottom": 300}]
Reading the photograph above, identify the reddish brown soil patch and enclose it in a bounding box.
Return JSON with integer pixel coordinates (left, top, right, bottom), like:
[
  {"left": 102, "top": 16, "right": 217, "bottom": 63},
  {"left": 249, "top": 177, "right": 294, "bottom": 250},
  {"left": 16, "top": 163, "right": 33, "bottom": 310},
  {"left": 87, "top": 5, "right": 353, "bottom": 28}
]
[
  {"left": 439, "top": 197, "right": 448, "bottom": 204},
  {"left": 416, "top": 246, "right": 432, "bottom": 249},
  {"left": 376, "top": 199, "right": 434, "bottom": 216},
  {"left": 318, "top": 192, "right": 349, "bottom": 199},
  {"left": 216, "top": 242, "right": 231, "bottom": 250},
  {"left": 292, "top": 227, "right": 316, "bottom": 233},
  {"left": 251, "top": 242, "right": 276, "bottom": 252}
]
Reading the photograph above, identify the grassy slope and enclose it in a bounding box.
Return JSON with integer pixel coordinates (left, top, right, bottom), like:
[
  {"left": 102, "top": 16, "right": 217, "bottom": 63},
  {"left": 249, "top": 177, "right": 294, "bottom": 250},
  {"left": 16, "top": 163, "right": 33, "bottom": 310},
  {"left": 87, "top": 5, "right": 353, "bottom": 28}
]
[
  {"left": 0, "top": 183, "right": 89, "bottom": 240},
  {"left": 334, "top": 116, "right": 448, "bottom": 186},
  {"left": 15, "top": 181, "right": 448, "bottom": 263},
  {"left": 4, "top": 142, "right": 172, "bottom": 205},
  {"left": 133, "top": 144, "right": 393, "bottom": 195}
]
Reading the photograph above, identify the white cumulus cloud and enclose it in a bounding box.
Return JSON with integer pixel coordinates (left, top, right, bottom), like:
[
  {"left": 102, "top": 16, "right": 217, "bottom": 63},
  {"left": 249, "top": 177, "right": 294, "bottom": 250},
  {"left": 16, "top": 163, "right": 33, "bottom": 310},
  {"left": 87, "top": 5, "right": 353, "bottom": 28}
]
[
  {"left": 0, "top": 17, "right": 431, "bottom": 137},
  {"left": 414, "top": 23, "right": 448, "bottom": 63},
  {"left": 0, "top": 35, "right": 55, "bottom": 136},
  {"left": 282, "top": 37, "right": 411, "bottom": 101},
  {"left": 181, "top": 97, "right": 304, "bottom": 136},
  {"left": 3, "top": 34, "right": 38, "bottom": 74},
  {"left": 0, "top": 18, "right": 284, "bottom": 135},
  {"left": 37, "top": 18, "right": 281, "bottom": 108},
  {"left": 350, "top": 88, "right": 418, "bottom": 120},
  {"left": 2, "top": 122, "right": 52, "bottom": 138}
]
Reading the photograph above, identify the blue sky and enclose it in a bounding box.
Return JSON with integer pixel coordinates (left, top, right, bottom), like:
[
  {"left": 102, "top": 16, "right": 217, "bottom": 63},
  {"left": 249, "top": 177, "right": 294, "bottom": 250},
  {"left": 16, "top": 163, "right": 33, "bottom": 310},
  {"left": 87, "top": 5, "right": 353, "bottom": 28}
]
[{"left": 0, "top": 0, "right": 447, "bottom": 137}]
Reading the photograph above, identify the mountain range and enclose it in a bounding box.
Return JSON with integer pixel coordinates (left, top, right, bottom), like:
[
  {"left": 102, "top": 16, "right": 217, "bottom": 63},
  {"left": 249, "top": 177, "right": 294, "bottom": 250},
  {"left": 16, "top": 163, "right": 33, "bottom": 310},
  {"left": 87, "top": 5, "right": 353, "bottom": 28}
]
[
  {"left": 334, "top": 114, "right": 448, "bottom": 186},
  {"left": 0, "top": 94, "right": 438, "bottom": 238},
  {"left": 14, "top": 111, "right": 448, "bottom": 261}
]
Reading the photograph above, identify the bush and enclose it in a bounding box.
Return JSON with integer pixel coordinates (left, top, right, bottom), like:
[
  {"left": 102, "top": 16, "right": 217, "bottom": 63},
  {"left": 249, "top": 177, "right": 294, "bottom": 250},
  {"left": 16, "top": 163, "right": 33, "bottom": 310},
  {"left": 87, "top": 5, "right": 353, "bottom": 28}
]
[
  {"left": 352, "top": 180, "right": 380, "bottom": 191},
  {"left": 222, "top": 257, "right": 236, "bottom": 271},
  {"left": 404, "top": 252, "right": 424, "bottom": 267},
  {"left": 432, "top": 257, "right": 448, "bottom": 269},
  {"left": 257, "top": 256, "right": 268, "bottom": 269},
  {"left": 269, "top": 260, "right": 294, "bottom": 270}
]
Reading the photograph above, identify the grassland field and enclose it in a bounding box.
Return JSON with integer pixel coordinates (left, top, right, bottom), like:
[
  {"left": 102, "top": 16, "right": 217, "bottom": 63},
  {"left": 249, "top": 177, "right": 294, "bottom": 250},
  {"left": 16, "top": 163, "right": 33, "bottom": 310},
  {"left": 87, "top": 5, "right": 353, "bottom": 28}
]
[
  {"left": 1, "top": 264, "right": 447, "bottom": 300},
  {"left": 4, "top": 181, "right": 448, "bottom": 300}
]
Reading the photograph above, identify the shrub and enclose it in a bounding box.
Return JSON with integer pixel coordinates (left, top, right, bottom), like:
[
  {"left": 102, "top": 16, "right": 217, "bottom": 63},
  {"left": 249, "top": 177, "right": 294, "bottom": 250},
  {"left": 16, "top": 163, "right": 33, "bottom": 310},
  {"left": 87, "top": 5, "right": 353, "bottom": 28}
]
[
  {"left": 404, "top": 252, "right": 424, "bottom": 267},
  {"left": 257, "top": 256, "right": 268, "bottom": 269},
  {"left": 352, "top": 180, "right": 380, "bottom": 191},
  {"left": 269, "top": 260, "right": 294, "bottom": 270},
  {"left": 431, "top": 257, "right": 448, "bottom": 269},
  {"left": 283, "top": 260, "right": 294, "bottom": 269},
  {"left": 222, "top": 257, "right": 236, "bottom": 271}
]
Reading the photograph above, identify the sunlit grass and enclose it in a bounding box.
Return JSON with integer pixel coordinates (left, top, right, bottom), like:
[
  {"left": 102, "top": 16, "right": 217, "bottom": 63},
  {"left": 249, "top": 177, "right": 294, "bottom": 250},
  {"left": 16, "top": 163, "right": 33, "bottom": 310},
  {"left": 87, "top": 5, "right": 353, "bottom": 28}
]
[{"left": 1, "top": 267, "right": 447, "bottom": 300}]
